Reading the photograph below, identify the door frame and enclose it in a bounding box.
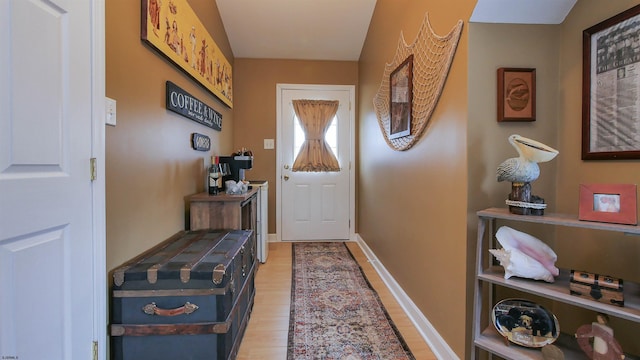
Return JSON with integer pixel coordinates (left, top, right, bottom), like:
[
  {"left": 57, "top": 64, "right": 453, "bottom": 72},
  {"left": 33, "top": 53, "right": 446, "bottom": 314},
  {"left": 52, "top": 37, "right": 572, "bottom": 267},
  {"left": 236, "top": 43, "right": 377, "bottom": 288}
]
[{"left": 275, "top": 84, "right": 355, "bottom": 242}]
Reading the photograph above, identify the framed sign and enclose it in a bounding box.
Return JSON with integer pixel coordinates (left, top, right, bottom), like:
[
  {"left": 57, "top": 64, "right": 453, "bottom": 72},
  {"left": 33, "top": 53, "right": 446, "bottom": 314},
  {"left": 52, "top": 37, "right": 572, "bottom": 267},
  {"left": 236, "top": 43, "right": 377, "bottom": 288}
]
[
  {"left": 142, "top": 0, "right": 233, "bottom": 108},
  {"left": 389, "top": 55, "right": 413, "bottom": 139},
  {"left": 191, "top": 133, "right": 211, "bottom": 151},
  {"left": 582, "top": 5, "right": 640, "bottom": 159},
  {"left": 166, "top": 81, "right": 222, "bottom": 131},
  {"left": 497, "top": 68, "right": 536, "bottom": 122},
  {"left": 579, "top": 183, "right": 637, "bottom": 225}
]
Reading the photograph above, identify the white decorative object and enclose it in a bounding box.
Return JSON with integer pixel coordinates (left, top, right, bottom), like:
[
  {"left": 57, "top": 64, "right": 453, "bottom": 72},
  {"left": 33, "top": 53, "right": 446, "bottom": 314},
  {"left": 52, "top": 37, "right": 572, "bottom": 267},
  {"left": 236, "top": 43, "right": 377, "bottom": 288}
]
[
  {"left": 489, "top": 249, "right": 555, "bottom": 283},
  {"left": 497, "top": 134, "right": 559, "bottom": 184},
  {"left": 496, "top": 134, "right": 559, "bottom": 215},
  {"left": 490, "top": 226, "right": 559, "bottom": 283}
]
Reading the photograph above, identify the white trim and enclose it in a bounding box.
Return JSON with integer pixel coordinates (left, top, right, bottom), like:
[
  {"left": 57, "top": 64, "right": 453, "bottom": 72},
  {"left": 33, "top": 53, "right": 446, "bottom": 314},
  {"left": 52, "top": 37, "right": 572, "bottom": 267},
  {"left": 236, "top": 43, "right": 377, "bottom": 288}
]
[
  {"left": 275, "top": 84, "right": 356, "bottom": 242},
  {"left": 91, "top": 1, "right": 107, "bottom": 358},
  {"left": 355, "top": 234, "right": 459, "bottom": 360}
]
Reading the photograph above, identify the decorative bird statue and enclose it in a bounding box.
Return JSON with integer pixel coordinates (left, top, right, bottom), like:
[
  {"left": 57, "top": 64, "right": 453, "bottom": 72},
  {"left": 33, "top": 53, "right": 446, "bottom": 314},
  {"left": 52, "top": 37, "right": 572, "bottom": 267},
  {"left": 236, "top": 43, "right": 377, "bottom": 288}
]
[{"left": 497, "top": 134, "right": 559, "bottom": 184}]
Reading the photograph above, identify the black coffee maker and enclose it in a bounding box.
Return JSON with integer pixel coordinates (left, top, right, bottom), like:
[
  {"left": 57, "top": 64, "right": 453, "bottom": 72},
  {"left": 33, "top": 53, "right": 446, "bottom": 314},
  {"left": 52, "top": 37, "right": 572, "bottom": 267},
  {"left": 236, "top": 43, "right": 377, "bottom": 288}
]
[{"left": 219, "top": 154, "right": 253, "bottom": 189}]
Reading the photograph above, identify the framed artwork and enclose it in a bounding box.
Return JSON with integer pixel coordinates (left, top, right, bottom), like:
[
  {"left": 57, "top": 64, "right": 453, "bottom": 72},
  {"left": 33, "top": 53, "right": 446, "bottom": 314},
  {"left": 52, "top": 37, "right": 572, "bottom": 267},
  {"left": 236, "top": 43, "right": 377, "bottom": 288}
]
[
  {"left": 497, "top": 68, "right": 536, "bottom": 122},
  {"left": 389, "top": 55, "right": 413, "bottom": 139},
  {"left": 141, "top": 0, "right": 233, "bottom": 108},
  {"left": 579, "top": 183, "right": 637, "bottom": 225},
  {"left": 582, "top": 5, "right": 640, "bottom": 160}
]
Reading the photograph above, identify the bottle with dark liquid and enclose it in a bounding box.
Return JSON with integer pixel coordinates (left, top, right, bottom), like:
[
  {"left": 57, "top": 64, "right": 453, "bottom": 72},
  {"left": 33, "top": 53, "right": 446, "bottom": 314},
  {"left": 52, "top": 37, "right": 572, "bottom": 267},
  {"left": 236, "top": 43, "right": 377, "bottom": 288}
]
[{"left": 208, "top": 156, "right": 220, "bottom": 195}]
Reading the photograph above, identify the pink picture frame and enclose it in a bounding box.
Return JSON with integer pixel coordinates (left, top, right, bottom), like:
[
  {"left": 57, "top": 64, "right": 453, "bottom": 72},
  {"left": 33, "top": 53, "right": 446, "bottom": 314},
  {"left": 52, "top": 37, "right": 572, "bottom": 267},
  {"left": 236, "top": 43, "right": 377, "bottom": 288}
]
[{"left": 579, "top": 183, "right": 637, "bottom": 225}]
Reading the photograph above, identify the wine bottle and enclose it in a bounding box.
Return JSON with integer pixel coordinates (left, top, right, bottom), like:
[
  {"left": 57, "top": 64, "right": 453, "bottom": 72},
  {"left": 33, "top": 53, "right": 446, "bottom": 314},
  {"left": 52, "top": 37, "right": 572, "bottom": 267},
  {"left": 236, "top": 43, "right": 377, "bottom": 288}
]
[{"left": 208, "top": 156, "right": 220, "bottom": 195}]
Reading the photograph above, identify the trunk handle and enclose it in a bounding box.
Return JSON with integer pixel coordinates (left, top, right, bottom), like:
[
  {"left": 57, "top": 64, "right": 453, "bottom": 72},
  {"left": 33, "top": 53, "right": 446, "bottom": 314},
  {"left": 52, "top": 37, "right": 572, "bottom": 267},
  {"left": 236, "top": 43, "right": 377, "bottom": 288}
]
[{"left": 142, "top": 302, "right": 199, "bottom": 316}]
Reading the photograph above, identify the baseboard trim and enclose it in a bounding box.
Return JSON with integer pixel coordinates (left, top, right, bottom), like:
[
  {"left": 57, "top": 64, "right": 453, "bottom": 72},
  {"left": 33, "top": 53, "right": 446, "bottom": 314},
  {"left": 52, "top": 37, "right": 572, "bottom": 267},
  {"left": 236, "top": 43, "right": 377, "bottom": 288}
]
[{"left": 355, "top": 234, "right": 459, "bottom": 360}]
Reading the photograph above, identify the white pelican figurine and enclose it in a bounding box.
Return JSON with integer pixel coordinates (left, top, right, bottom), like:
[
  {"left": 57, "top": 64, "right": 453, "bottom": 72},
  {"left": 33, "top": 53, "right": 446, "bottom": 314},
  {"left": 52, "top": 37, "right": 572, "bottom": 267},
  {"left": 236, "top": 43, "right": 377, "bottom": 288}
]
[{"left": 497, "top": 134, "right": 558, "bottom": 183}]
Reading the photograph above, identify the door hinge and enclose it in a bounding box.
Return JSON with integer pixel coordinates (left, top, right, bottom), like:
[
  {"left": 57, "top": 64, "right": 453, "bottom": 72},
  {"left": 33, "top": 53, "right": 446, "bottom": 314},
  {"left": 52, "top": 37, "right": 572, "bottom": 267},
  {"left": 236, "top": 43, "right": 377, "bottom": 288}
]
[
  {"left": 92, "top": 341, "right": 98, "bottom": 360},
  {"left": 90, "top": 158, "right": 97, "bottom": 181}
]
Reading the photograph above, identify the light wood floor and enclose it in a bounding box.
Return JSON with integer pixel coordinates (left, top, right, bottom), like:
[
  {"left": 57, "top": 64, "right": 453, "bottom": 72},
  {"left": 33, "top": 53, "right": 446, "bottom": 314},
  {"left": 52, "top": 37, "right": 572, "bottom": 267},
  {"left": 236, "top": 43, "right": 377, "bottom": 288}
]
[{"left": 237, "top": 242, "right": 437, "bottom": 359}]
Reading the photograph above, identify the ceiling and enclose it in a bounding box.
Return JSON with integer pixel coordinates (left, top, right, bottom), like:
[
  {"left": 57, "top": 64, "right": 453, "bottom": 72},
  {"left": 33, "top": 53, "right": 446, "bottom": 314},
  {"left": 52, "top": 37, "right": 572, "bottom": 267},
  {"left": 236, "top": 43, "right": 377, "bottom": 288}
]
[
  {"left": 215, "top": 0, "right": 377, "bottom": 61},
  {"left": 215, "top": 0, "right": 577, "bottom": 62},
  {"left": 470, "top": 0, "right": 577, "bottom": 24}
]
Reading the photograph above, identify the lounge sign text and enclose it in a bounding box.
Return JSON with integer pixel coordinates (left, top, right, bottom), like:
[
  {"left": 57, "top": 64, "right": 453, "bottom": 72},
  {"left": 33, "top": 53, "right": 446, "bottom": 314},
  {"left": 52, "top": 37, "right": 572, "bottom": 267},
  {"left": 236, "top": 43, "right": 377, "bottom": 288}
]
[{"left": 166, "top": 81, "right": 222, "bottom": 131}]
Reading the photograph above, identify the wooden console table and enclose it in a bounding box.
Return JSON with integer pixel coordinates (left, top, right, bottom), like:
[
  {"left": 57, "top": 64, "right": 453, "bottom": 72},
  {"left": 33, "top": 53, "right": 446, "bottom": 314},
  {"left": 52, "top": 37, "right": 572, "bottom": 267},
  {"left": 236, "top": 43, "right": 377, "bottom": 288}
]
[{"left": 189, "top": 188, "right": 258, "bottom": 232}]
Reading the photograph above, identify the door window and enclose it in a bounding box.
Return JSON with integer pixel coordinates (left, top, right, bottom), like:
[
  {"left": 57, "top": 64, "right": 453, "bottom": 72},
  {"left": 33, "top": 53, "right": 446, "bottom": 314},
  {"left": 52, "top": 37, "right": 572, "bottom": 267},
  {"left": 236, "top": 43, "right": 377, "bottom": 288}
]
[{"left": 294, "top": 115, "right": 338, "bottom": 161}]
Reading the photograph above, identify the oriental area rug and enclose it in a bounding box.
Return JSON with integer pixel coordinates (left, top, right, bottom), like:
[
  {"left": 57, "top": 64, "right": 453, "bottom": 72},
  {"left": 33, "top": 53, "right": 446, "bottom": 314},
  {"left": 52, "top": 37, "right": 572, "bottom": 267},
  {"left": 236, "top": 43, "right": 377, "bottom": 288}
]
[{"left": 287, "top": 242, "right": 415, "bottom": 360}]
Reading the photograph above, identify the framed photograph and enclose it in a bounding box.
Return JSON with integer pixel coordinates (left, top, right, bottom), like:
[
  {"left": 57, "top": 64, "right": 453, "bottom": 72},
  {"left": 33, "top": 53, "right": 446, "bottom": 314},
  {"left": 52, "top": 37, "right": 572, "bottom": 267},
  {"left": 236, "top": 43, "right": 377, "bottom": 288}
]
[
  {"left": 141, "top": 0, "right": 233, "bottom": 108},
  {"left": 389, "top": 55, "right": 413, "bottom": 139},
  {"left": 579, "top": 184, "right": 637, "bottom": 225},
  {"left": 497, "top": 68, "right": 536, "bottom": 122},
  {"left": 582, "top": 5, "right": 640, "bottom": 160}
]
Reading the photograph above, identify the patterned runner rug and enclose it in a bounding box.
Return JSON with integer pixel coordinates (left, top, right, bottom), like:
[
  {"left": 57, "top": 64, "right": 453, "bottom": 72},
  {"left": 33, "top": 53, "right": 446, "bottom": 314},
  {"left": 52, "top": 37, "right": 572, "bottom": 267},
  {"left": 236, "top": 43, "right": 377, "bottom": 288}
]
[{"left": 287, "top": 242, "right": 415, "bottom": 360}]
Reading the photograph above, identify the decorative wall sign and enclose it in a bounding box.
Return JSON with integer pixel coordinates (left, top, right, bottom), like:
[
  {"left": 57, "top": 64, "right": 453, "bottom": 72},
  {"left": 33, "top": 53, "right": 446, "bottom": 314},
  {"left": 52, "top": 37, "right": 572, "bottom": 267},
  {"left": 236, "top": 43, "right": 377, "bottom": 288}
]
[
  {"left": 373, "top": 13, "right": 463, "bottom": 151},
  {"left": 166, "top": 81, "right": 222, "bottom": 131},
  {"left": 142, "top": 0, "right": 233, "bottom": 107},
  {"left": 191, "top": 133, "right": 211, "bottom": 151}
]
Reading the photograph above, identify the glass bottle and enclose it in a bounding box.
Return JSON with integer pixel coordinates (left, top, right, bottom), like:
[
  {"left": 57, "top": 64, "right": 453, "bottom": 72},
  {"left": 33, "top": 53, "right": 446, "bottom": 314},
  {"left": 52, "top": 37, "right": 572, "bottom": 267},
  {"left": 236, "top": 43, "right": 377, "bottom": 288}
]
[{"left": 208, "top": 156, "right": 220, "bottom": 195}]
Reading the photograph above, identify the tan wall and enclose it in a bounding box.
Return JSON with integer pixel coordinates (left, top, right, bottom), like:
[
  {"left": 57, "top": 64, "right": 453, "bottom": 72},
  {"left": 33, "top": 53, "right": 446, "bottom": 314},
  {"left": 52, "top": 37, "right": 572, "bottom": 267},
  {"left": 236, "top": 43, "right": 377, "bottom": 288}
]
[
  {"left": 554, "top": 0, "right": 640, "bottom": 353},
  {"left": 467, "top": 23, "right": 560, "bottom": 214},
  {"left": 105, "top": 0, "right": 234, "bottom": 271},
  {"left": 232, "top": 59, "right": 358, "bottom": 233},
  {"left": 467, "top": 22, "right": 563, "bottom": 358},
  {"left": 358, "top": 0, "right": 474, "bottom": 357}
]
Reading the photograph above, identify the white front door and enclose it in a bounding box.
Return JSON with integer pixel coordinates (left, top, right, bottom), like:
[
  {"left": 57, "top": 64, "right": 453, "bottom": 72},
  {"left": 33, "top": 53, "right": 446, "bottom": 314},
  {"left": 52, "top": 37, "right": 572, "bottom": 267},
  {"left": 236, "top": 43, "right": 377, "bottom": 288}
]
[
  {"left": 0, "top": 1, "right": 103, "bottom": 359},
  {"left": 277, "top": 85, "right": 354, "bottom": 241}
]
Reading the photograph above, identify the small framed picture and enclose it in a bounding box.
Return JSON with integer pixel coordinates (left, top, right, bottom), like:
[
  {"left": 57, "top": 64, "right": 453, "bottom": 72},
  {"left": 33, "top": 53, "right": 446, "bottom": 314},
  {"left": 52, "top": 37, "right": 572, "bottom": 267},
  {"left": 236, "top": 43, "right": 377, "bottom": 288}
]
[
  {"left": 389, "top": 55, "right": 413, "bottom": 139},
  {"left": 497, "top": 68, "right": 536, "bottom": 122},
  {"left": 579, "top": 184, "right": 637, "bottom": 225}
]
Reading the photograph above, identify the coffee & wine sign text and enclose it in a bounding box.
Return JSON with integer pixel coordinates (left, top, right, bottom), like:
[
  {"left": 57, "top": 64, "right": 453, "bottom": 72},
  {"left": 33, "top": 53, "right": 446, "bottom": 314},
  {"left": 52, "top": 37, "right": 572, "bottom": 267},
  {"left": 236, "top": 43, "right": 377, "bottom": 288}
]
[{"left": 166, "top": 81, "right": 222, "bottom": 131}]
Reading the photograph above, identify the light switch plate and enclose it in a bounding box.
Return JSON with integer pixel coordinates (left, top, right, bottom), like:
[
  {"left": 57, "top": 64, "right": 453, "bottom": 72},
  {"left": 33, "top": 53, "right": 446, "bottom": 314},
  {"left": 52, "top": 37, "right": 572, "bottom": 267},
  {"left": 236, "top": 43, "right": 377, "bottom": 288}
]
[
  {"left": 264, "top": 138, "right": 275, "bottom": 149},
  {"left": 105, "top": 97, "right": 117, "bottom": 126}
]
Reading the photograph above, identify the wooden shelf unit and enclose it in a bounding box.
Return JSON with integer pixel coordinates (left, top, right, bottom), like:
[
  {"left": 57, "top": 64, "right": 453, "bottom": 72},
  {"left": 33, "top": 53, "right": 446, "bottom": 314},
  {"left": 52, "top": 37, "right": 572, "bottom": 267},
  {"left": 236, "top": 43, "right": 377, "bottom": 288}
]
[
  {"left": 189, "top": 188, "right": 258, "bottom": 232},
  {"left": 472, "top": 207, "right": 640, "bottom": 360}
]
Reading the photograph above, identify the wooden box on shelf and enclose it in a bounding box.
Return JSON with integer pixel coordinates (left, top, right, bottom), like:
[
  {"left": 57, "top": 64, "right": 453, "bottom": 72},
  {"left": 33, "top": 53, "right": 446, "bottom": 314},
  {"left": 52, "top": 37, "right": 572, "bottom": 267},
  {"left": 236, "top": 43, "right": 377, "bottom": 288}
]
[{"left": 569, "top": 270, "right": 624, "bottom": 307}]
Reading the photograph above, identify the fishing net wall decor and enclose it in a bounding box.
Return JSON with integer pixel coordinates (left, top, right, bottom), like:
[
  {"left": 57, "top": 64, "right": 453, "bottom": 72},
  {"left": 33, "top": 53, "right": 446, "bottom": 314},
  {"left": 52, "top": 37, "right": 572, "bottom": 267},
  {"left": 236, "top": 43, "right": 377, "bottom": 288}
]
[{"left": 373, "top": 14, "right": 463, "bottom": 151}]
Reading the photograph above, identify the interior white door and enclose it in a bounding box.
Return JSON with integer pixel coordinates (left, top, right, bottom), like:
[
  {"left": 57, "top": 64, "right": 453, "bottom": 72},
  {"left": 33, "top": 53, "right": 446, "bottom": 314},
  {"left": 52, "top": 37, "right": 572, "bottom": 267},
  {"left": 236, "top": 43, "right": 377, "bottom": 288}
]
[
  {"left": 278, "top": 85, "right": 353, "bottom": 241},
  {"left": 0, "top": 1, "right": 97, "bottom": 359}
]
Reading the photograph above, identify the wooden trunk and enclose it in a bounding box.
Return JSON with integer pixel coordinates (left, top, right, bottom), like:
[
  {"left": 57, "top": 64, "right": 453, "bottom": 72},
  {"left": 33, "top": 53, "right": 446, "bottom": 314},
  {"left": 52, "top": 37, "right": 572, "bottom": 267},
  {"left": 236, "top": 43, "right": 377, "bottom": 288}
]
[{"left": 110, "top": 230, "right": 256, "bottom": 360}]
